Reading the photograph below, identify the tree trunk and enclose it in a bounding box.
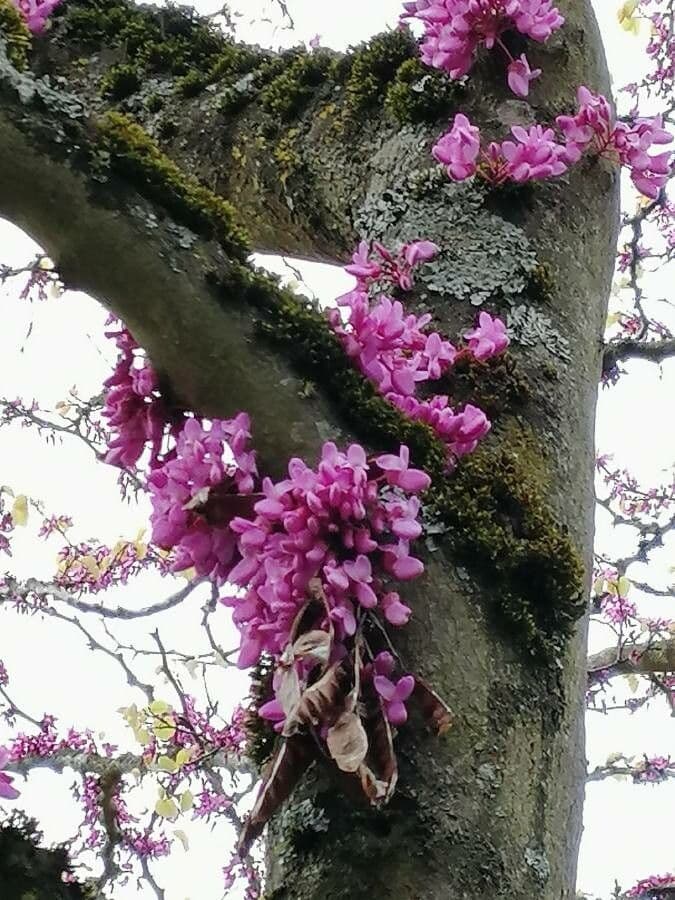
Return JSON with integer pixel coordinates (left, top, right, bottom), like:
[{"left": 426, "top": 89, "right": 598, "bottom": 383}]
[{"left": 0, "top": 1, "right": 619, "bottom": 897}]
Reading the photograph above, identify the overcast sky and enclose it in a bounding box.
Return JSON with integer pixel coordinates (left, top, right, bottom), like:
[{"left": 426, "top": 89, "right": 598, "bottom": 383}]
[{"left": 0, "top": 1, "right": 673, "bottom": 898}]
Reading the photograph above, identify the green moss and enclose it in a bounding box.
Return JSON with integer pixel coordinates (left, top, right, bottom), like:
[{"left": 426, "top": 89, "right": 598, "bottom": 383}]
[
  {"left": 217, "top": 268, "right": 584, "bottom": 657},
  {"left": 97, "top": 111, "right": 249, "bottom": 258},
  {"left": 61, "top": 0, "right": 227, "bottom": 76},
  {"left": 433, "top": 425, "right": 585, "bottom": 655},
  {"left": 384, "top": 58, "right": 460, "bottom": 124},
  {"left": 0, "top": 0, "right": 31, "bottom": 71},
  {"left": 260, "top": 51, "right": 332, "bottom": 123},
  {"left": 440, "top": 353, "right": 530, "bottom": 420},
  {"left": 145, "top": 92, "right": 164, "bottom": 113},
  {"left": 340, "top": 30, "right": 416, "bottom": 119},
  {"left": 100, "top": 62, "right": 141, "bottom": 100},
  {"left": 527, "top": 262, "right": 556, "bottom": 304}
]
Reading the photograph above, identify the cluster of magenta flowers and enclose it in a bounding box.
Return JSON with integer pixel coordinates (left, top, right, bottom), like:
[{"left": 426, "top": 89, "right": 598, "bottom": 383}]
[
  {"left": 102, "top": 318, "right": 184, "bottom": 471},
  {"left": 225, "top": 441, "right": 429, "bottom": 728},
  {"left": 626, "top": 873, "right": 675, "bottom": 898},
  {"left": 148, "top": 415, "right": 258, "bottom": 583},
  {"left": 433, "top": 87, "right": 673, "bottom": 197},
  {"left": 401, "top": 0, "right": 563, "bottom": 97},
  {"left": 633, "top": 755, "right": 672, "bottom": 784},
  {"left": 11, "top": 0, "right": 63, "bottom": 33},
  {"left": 329, "top": 241, "right": 507, "bottom": 465}
]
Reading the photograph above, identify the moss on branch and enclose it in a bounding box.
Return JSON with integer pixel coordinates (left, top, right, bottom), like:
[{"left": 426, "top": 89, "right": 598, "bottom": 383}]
[
  {"left": 0, "top": 0, "right": 31, "bottom": 70},
  {"left": 97, "top": 111, "right": 249, "bottom": 257}
]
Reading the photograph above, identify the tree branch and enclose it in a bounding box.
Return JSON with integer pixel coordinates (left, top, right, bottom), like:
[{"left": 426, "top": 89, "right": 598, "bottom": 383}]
[
  {"left": 587, "top": 638, "right": 675, "bottom": 680},
  {"left": 0, "top": 575, "right": 203, "bottom": 620},
  {"left": 603, "top": 338, "right": 675, "bottom": 372}
]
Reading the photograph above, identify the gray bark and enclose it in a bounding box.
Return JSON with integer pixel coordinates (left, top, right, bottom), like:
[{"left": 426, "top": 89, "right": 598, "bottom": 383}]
[{"left": 0, "top": 1, "right": 619, "bottom": 897}]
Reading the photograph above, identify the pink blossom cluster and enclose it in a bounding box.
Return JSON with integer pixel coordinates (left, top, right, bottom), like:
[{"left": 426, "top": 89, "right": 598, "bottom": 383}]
[
  {"left": 38, "top": 513, "right": 73, "bottom": 538},
  {"left": 557, "top": 86, "right": 673, "bottom": 198},
  {"left": 223, "top": 855, "right": 260, "bottom": 900},
  {"left": 329, "top": 243, "right": 506, "bottom": 463},
  {"left": 345, "top": 239, "right": 440, "bottom": 292},
  {"left": 224, "top": 442, "right": 427, "bottom": 669},
  {"left": 123, "top": 830, "right": 172, "bottom": 859},
  {"left": 433, "top": 90, "right": 673, "bottom": 196},
  {"left": 401, "top": 0, "right": 562, "bottom": 97},
  {"left": 626, "top": 873, "right": 675, "bottom": 898},
  {"left": 600, "top": 592, "right": 638, "bottom": 625},
  {"left": 193, "top": 789, "right": 233, "bottom": 819},
  {"left": 80, "top": 775, "right": 107, "bottom": 848},
  {"left": 596, "top": 456, "right": 675, "bottom": 519},
  {"left": 0, "top": 495, "right": 14, "bottom": 557},
  {"left": 169, "top": 695, "right": 249, "bottom": 757},
  {"left": 102, "top": 319, "right": 184, "bottom": 471},
  {"left": 633, "top": 755, "right": 672, "bottom": 784},
  {"left": 9, "top": 717, "right": 97, "bottom": 762},
  {"left": 434, "top": 116, "right": 567, "bottom": 184},
  {"left": 148, "top": 416, "right": 257, "bottom": 584},
  {"left": 11, "top": 0, "right": 63, "bottom": 35},
  {"left": 54, "top": 539, "right": 156, "bottom": 594}
]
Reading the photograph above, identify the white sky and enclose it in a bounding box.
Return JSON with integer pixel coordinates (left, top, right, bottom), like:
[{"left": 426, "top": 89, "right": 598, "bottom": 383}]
[{"left": 0, "top": 1, "right": 673, "bottom": 898}]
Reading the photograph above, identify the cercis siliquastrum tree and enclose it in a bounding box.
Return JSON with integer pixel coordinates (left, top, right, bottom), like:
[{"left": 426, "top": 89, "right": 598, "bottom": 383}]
[{"left": 0, "top": 0, "right": 674, "bottom": 897}]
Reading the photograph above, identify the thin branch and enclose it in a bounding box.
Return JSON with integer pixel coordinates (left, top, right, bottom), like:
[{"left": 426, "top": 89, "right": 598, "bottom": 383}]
[
  {"left": 0, "top": 575, "right": 204, "bottom": 620},
  {"left": 587, "top": 637, "right": 675, "bottom": 680},
  {"left": 603, "top": 337, "right": 675, "bottom": 373}
]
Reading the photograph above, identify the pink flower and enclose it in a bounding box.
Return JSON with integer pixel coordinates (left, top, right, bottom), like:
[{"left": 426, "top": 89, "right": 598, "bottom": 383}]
[
  {"left": 507, "top": 54, "right": 541, "bottom": 98},
  {"left": 403, "top": 240, "right": 440, "bottom": 267},
  {"left": 381, "top": 591, "right": 412, "bottom": 626},
  {"left": 501, "top": 125, "right": 568, "bottom": 182},
  {"left": 258, "top": 699, "right": 286, "bottom": 732},
  {"left": 345, "top": 241, "right": 382, "bottom": 281},
  {"left": 375, "top": 445, "right": 431, "bottom": 492},
  {"left": 373, "top": 674, "right": 415, "bottom": 725},
  {"left": 432, "top": 114, "right": 481, "bottom": 181},
  {"left": 0, "top": 747, "right": 19, "bottom": 800},
  {"left": 343, "top": 554, "right": 378, "bottom": 608},
  {"left": 464, "top": 312, "right": 510, "bottom": 361},
  {"left": 14, "top": 0, "right": 63, "bottom": 33}
]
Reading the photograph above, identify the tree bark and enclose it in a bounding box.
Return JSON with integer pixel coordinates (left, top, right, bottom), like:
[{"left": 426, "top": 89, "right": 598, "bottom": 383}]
[{"left": 0, "top": 1, "right": 619, "bottom": 897}]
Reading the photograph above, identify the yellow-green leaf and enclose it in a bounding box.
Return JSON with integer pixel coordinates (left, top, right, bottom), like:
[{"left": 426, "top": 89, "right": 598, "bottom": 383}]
[
  {"left": 180, "top": 790, "right": 193, "bottom": 812},
  {"left": 155, "top": 797, "right": 179, "bottom": 820},
  {"left": 149, "top": 699, "right": 172, "bottom": 716},
  {"left": 617, "top": 576, "right": 631, "bottom": 597},
  {"left": 626, "top": 673, "right": 640, "bottom": 693},
  {"left": 175, "top": 748, "right": 193, "bottom": 768},
  {"left": 11, "top": 495, "right": 28, "bottom": 527},
  {"left": 153, "top": 722, "right": 176, "bottom": 742},
  {"left": 157, "top": 755, "right": 178, "bottom": 773},
  {"left": 134, "top": 727, "right": 151, "bottom": 746}
]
